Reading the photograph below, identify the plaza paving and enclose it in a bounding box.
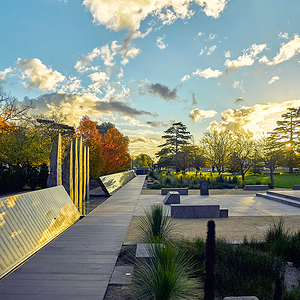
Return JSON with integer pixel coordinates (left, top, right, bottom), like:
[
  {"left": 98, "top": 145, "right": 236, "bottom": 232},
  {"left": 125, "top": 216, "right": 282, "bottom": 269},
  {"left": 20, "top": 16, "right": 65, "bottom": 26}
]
[{"left": 125, "top": 189, "right": 300, "bottom": 242}]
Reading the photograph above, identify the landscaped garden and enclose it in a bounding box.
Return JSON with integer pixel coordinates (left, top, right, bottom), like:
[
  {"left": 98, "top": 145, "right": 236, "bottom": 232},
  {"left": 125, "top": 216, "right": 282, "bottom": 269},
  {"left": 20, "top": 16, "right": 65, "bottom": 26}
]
[
  {"left": 121, "top": 205, "right": 300, "bottom": 300},
  {"left": 148, "top": 170, "right": 300, "bottom": 189}
]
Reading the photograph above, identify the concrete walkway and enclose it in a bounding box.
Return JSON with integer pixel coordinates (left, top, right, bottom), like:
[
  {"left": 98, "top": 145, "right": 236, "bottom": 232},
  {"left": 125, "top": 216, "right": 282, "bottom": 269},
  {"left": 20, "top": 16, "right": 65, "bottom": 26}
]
[{"left": 0, "top": 175, "right": 146, "bottom": 300}]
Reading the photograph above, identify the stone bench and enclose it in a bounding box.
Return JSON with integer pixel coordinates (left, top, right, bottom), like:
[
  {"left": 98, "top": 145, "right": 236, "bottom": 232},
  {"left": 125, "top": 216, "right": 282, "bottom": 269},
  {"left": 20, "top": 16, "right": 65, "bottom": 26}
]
[
  {"left": 163, "top": 191, "right": 180, "bottom": 204},
  {"left": 171, "top": 204, "right": 228, "bottom": 219},
  {"left": 161, "top": 188, "right": 188, "bottom": 195},
  {"left": 244, "top": 185, "right": 269, "bottom": 191},
  {"left": 293, "top": 185, "right": 300, "bottom": 190}
]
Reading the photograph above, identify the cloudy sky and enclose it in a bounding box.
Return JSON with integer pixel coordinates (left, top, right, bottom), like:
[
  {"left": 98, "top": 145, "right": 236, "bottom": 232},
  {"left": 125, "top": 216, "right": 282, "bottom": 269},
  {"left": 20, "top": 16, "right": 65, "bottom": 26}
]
[{"left": 1, "top": 0, "right": 300, "bottom": 157}]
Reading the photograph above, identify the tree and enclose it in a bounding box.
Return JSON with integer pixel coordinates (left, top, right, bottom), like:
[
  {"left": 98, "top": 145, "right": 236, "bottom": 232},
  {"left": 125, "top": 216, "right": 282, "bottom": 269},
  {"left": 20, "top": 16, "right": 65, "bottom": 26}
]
[
  {"left": 269, "top": 108, "right": 300, "bottom": 173},
  {"left": 229, "top": 133, "right": 256, "bottom": 182},
  {"left": 134, "top": 153, "right": 153, "bottom": 168},
  {"left": 156, "top": 122, "right": 192, "bottom": 171},
  {"left": 201, "top": 130, "right": 232, "bottom": 174},
  {"left": 75, "top": 116, "right": 103, "bottom": 178},
  {"left": 76, "top": 116, "right": 131, "bottom": 177},
  {"left": 101, "top": 128, "right": 131, "bottom": 175},
  {"left": 261, "top": 135, "right": 284, "bottom": 187},
  {"left": 96, "top": 122, "right": 115, "bottom": 135},
  {"left": 0, "top": 90, "right": 33, "bottom": 133}
]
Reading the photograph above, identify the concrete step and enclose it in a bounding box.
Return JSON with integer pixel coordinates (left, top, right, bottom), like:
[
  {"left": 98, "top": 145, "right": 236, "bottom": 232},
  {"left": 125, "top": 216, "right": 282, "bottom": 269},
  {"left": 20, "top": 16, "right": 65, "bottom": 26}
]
[
  {"left": 256, "top": 193, "right": 300, "bottom": 208},
  {"left": 267, "top": 191, "right": 300, "bottom": 202}
]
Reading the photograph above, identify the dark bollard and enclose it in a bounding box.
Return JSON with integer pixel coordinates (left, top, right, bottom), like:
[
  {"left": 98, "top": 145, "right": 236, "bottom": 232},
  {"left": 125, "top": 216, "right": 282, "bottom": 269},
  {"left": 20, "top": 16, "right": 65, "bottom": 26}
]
[
  {"left": 273, "top": 278, "right": 282, "bottom": 300},
  {"left": 204, "top": 220, "right": 215, "bottom": 300}
]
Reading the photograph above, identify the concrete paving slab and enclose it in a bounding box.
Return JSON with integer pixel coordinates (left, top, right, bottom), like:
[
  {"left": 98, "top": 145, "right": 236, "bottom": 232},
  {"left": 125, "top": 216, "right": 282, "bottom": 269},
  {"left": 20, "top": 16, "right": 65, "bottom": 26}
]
[{"left": 134, "top": 193, "right": 300, "bottom": 217}]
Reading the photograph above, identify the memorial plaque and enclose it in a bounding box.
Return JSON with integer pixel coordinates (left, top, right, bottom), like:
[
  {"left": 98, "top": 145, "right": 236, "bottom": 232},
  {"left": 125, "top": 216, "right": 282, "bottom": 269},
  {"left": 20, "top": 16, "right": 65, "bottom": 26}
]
[{"left": 200, "top": 180, "right": 209, "bottom": 195}]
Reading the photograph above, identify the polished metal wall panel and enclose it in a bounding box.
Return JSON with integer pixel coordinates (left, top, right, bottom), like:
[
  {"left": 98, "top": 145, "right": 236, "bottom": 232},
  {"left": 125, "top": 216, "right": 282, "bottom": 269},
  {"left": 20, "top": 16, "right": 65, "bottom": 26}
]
[
  {"left": 0, "top": 186, "right": 80, "bottom": 278},
  {"left": 98, "top": 170, "right": 136, "bottom": 195}
]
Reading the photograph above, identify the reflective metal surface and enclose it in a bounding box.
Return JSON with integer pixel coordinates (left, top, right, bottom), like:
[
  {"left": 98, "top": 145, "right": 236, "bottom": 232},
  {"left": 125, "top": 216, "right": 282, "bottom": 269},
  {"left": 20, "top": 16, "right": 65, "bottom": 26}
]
[
  {"left": 98, "top": 170, "right": 136, "bottom": 195},
  {"left": 0, "top": 186, "right": 80, "bottom": 279}
]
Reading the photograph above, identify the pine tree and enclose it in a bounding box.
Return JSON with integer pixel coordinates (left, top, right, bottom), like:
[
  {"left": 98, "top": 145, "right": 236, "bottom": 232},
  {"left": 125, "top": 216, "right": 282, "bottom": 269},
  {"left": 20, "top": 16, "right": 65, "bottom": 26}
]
[
  {"left": 269, "top": 108, "right": 300, "bottom": 173},
  {"left": 156, "top": 122, "right": 192, "bottom": 171}
]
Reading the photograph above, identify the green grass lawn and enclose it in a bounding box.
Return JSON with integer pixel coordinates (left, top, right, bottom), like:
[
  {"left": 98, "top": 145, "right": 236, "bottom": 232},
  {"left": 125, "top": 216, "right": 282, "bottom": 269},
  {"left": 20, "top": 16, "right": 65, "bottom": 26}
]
[{"left": 164, "top": 171, "right": 300, "bottom": 188}]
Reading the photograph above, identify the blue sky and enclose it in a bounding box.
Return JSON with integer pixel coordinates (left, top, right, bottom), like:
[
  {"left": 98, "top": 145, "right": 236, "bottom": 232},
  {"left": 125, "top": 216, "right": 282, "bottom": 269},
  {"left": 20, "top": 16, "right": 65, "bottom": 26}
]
[{"left": 1, "top": 0, "right": 300, "bottom": 157}]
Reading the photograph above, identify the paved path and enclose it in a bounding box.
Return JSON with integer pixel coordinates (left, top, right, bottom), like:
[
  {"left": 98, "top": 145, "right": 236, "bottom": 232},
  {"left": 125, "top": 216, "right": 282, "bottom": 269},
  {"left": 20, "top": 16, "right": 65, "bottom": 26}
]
[
  {"left": 135, "top": 192, "right": 300, "bottom": 217},
  {"left": 0, "top": 175, "right": 146, "bottom": 300}
]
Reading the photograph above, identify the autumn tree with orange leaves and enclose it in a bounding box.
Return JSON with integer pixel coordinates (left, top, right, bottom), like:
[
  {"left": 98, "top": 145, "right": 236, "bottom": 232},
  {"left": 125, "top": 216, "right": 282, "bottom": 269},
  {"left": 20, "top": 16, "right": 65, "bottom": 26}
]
[
  {"left": 101, "top": 128, "right": 131, "bottom": 175},
  {"left": 75, "top": 116, "right": 104, "bottom": 178},
  {"left": 75, "top": 116, "right": 131, "bottom": 178}
]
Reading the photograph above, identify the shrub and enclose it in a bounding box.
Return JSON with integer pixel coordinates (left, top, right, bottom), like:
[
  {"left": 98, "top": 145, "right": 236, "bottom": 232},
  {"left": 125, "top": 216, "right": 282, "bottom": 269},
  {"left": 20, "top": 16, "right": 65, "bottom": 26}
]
[
  {"left": 136, "top": 204, "right": 173, "bottom": 243},
  {"left": 131, "top": 243, "right": 201, "bottom": 300},
  {"left": 215, "top": 245, "right": 284, "bottom": 300}
]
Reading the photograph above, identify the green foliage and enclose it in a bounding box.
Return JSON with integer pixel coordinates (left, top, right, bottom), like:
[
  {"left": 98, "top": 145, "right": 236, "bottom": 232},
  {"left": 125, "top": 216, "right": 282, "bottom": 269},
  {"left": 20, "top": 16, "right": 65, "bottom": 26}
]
[
  {"left": 131, "top": 243, "right": 201, "bottom": 300},
  {"left": 214, "top": 241, "right": 284, "bottom": 300},
  {"left": 134, "top": 153, "right": 153, "bottom": 168},
  {"left": 0, "top": 164, "right": 26, "bottom": 193},
  {"left": 243, "top": 219, "right": 300, "bottom": 268},
  {"left": 283, "top": 286, "right": 300, "bottom": 300},
  {"left": 136, "top": 204, "right": 173, "bottom": 243},
  {"left": 150, "top": 171, "right": 242, "bottom": 189}
]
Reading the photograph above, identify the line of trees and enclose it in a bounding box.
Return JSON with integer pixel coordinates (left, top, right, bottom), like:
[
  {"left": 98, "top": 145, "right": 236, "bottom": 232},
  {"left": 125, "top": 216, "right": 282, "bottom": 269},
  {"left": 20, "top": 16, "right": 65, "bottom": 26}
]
[
  {"left": 155, "top": 108, "right": 300, "bottom": 185},
  {"left": 0, "top": 90, "right": 131, "bottom": 193}
]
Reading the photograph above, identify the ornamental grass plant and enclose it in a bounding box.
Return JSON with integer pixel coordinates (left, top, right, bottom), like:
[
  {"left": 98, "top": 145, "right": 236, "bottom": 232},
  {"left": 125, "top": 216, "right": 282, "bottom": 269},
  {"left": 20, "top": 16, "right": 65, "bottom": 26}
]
[
  {"left": 136, "top": 203, "right": 174, "bottom": 243},
  {"left": 131, "top": 243, "right": 201, "bottom": 300}
]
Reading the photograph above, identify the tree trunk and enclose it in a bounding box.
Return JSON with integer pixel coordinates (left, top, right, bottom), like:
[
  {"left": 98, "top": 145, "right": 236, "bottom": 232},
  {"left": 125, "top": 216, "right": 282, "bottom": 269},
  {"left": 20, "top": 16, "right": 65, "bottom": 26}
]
[
  {"left": 242, "top": 172, "right": 245, "bottom": 182},
  {"left": 270, "top": 171, "right": 274, "bottom": 187}
]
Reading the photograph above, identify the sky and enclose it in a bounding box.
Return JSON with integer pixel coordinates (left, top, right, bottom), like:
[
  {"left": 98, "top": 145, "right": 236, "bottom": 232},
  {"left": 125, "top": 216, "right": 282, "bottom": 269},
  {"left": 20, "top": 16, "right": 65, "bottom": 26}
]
[{"left": 1, "top": 0, "right": 300, "bottom": 158}]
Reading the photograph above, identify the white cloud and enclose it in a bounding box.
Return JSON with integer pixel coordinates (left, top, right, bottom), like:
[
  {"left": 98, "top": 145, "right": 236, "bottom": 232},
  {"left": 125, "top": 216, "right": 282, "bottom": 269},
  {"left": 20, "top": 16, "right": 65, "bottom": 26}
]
[
  {"left": 17, "top": 58, "right": 65, "bottom": 91},
  {"left": 133, "top": 27, "right": 152, "bottom": 39},
  {"left": 28, "top": 92, "right": 154, "bottom": 125},
  {"left": 224, "top": 50, "right": 231, "bottom": 58},
  {"left": 208, "top": 33, "right": 217, "bottom": 40},
  {"left": 268, "top": 76, "right": 280, "bottom": 85},
  {"left": 189, "top": 108, "right": 217, "bottom": 122},
  {"left": 207, "top": 45, "right": 217, "bottom": 55},
  {"left": 156, "top": 35, "right": 168, "bottom": 50},
  {"left": 259, "top": 55, "right": 269, "bottom": 64},
  {"left": 266, "top": 34, "right": 300, "bottom": 66},
  {"left": 225, "top": 43, "right": 267, "bottom": 69},
  {"left": 181, "top": 74, "right": 191, "bottom": 82},
  {"left": 74, "top": 47, "right": 102, "bottom": 72},
  {"left": 59, "top": 76, "right": 82, "bottom": 93},
  {"left": 83, "top": 0, "right": 229, "bottom": 45},
  {"left": 233, "top": 80, "right": 244, "bottom": 92},
  {"left": 0, "top": 67, "right": 13, "bottom": 80},
  {"left": 208, "top": 99, "right": 300, "bottom": 135},
  {"left": 197, "top": 32, "right": 203, "bottom": 37},
  {"left": 278, "top": 32, "right": 289, "bottom": 39},
  {"left": 199, "top": 49, "right": 204, "bottom": 55},
  {"left": 193, "top": 67, "right": 222, "bottom": 79},
  {"left": 195, "top": 0, "right": 229, "bottom": 18},
  {"left": 89, "top": 71, "right": 110, "bottom": 83},
  {"left": 117, "top": 68, "right": 124, "bottom": 79}
]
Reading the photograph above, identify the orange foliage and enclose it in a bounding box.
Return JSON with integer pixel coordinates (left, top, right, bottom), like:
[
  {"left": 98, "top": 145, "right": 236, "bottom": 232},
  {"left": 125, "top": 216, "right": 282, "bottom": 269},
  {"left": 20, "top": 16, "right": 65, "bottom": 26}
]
[
  {"left": 0, "top": 115, "right": 16, "bottom": 134},
  {"left": 75, "top": 116, "right": 103, "bottom": 178},
  {"left": 101, "top": 128, "right": 131, "bottom": 175},
  {"left": 75, "top": 116, "right": 131, "bottom": 177}
]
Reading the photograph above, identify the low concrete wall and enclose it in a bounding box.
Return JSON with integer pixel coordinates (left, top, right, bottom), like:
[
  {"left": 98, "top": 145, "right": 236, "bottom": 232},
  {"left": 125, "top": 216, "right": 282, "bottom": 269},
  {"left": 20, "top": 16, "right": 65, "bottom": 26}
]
[
  {"left": 244, "top": 185, "right": 269, "bottom": 191},
  {"left": 161, "top": 188, "right": 188, "bottom": 195},
  {"left": 171, "top": 204, "right": 228, "bottom": 219},
  {"left": 0, "top": 186, "right": 80, "bottom": 279}
]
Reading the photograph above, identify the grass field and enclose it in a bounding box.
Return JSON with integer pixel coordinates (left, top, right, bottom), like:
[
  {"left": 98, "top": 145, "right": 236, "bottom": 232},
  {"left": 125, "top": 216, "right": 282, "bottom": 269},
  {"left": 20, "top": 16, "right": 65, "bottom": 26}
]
[{"left": 156, "top": 170, "right": 300, "bottom": 189}]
